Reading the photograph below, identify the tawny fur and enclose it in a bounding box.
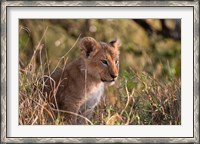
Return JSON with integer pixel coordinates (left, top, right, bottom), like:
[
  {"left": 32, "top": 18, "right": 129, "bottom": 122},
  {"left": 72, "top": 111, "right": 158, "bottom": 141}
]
[{"left": 43, "top": 37, "right": 120, "bottom": 124}]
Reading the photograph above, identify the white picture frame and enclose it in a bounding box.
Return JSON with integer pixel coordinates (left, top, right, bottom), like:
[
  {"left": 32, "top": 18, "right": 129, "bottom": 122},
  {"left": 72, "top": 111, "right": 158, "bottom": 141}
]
[{"left": 1, "top": 1, "right": 199, "bottom": 143}]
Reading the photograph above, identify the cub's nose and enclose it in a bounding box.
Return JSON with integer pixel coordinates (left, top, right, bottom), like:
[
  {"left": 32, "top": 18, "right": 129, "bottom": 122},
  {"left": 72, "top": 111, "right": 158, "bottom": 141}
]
[{"left": 110, "top": 74, "right": 117, "bottom": 79}]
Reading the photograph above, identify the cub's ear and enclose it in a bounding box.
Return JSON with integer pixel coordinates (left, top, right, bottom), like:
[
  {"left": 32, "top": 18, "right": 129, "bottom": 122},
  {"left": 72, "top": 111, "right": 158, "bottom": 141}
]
[
  {"left": 79, "top": 37, "right": 99, "bottom": 58},
  {"left": 110, "top": 39, "right": 121, "bottom": 50}
]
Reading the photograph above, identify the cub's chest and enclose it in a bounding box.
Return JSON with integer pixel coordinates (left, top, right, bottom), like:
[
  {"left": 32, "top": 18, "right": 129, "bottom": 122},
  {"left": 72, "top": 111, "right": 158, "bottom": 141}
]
[
  {"left": 80, "top": 83, "right": 104, "bottom": 112},
  {"left": 87, "top": 82, "right": 104, "bottom": 100}
]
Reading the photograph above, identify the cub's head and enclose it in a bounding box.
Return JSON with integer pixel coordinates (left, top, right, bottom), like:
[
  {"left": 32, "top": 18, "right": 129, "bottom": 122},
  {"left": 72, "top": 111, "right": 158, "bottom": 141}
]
[{"left": 79, "top": 37, "right": 120, "bottom": 85}]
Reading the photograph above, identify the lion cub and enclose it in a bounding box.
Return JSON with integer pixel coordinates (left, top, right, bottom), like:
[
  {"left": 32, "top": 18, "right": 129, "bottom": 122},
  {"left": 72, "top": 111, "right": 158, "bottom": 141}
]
[{"left": 44, "top": 37, "right": 120, "bottom": 124}]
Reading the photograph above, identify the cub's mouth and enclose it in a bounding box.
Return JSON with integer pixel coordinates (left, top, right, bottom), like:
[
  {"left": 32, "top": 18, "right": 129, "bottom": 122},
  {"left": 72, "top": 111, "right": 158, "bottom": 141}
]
[
  {"left": 101, "top": 79, "right": 117, "bottom": 86},
  {"left": 101, "top": 78, "right": 117, "bottom": 83}
]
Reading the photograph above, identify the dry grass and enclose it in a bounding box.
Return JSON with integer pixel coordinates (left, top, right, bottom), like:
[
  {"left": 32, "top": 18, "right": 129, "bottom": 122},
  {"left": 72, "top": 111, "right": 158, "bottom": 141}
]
[
  {"left": 19, "top": 45, "right": 181, "bottom": 125},
  {"left": 19, "top": 29, "right": 91, "bottom": 125}
]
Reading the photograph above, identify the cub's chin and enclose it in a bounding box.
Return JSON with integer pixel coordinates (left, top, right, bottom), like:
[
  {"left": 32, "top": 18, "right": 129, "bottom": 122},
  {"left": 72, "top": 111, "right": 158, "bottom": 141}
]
[{"left": 105, "top": 81, "right": 115, "bottom": 86}]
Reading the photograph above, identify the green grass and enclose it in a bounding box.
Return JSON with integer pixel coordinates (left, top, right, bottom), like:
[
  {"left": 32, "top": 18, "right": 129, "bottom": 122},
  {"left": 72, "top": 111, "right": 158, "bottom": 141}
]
[{"left": 92, "top": 69, "right": 181, "bottom": 125}]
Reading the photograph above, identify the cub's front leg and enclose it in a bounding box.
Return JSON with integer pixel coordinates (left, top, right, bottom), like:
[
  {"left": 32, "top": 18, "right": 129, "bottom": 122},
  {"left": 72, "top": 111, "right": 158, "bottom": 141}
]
[
  {"left": 77, "top": 108, "right": 94, "bottom": 125},
  {"left": 60, "top": 99, "right": 81, "bottom": 125},
  {"left": 77, "top": 95, "right": 101, "bottom": 125}
]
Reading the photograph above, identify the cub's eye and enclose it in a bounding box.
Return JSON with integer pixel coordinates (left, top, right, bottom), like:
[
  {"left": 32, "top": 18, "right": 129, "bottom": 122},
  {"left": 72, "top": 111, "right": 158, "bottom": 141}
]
[{"left": 101, "top": 60, "right": 108, "bottom": 66}]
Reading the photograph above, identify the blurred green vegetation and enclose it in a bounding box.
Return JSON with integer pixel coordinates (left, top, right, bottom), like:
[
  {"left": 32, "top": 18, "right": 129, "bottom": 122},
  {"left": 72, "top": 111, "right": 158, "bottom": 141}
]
[
  {"left": 19, "top": 19, "right": 181, "bottom": 125},
  {"left": 19, "top": 19, "right": 180, "bottom": 79}
]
